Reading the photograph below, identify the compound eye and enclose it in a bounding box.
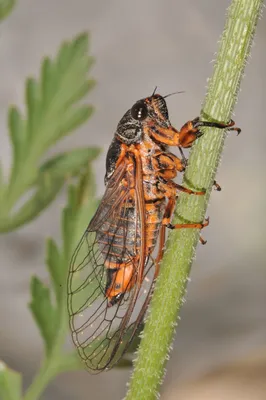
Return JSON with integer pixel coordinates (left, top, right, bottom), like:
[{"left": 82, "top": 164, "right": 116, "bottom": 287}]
[{"left": 131, "top": 100, "right": 148, "bottom": 121}]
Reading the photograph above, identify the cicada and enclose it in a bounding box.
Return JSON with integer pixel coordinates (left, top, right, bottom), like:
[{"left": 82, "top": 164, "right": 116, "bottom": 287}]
[{"left": 67, "top": 90, "right": 240, "bottom": 373}]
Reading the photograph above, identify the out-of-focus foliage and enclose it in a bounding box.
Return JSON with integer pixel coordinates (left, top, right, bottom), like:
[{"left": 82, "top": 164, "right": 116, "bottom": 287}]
[
  {"left": 1, "top": 165, "right": 100, "bottom": 400},
  {"left": 0, "top": 0, "right": 16, "bottom": 21},
  {"left": 0, "top": 6, "right": 104, "bottom": 398},
  {"left": 0, "top": 32, "right": 96, "bottom": 233},
  {"left": 0, "top": 361, "right": 22, "bottom": 400}
]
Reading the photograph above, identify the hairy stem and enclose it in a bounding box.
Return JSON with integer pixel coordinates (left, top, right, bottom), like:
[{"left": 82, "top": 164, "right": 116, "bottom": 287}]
[{"left": 125, "top": 0, "right": 263, "bottom": 399}]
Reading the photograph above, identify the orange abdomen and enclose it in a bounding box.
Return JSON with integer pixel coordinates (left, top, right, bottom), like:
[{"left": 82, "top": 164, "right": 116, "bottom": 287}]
[
  {"left": 145, "top": 199, "right": 166, "bottom": 253},
  {"left": 97, "top": 191, "right": 166, "bottom": 301}
]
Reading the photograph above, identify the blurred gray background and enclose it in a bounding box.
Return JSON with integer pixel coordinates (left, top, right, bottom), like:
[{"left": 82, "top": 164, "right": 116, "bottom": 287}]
[{"left": 0, "top": 1, "right": 265, "bottom": 399}]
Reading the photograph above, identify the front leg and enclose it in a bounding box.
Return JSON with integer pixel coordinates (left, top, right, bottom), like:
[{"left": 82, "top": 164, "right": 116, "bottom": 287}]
[
  {"left": 147, "top": 118, "right": 240, "bottom": 151},
  {"left": 179, "top": 117, "right": 241, "bottom": 148}
]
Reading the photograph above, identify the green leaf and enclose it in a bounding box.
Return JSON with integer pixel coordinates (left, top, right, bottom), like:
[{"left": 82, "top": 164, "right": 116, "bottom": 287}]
[
  {"left": 0, "top": 180, "right": 64, "bottom": 234},
  {"left": 56, "top": 106, "right": 94, "bottom": 140},
  {"left": 26, "top": 33, "right": 95, "bottom": 153},
  {"left": 8, "top": 107, "right": 26, "bottom": 172},
  {"left": 0, "top": 361, "right": 22, "bottom": 400},
  {"left": 0, "top": 148, "right": 101, "bottom": 233},
  {"left": 0, "top": 162, "right": 4, "bottom": 199},
  {"left": 46, "top": 239, "right": 63, "bottom": 303},
  {"left": 40, "top": 147, "right": 101, "bottom": 179},
  {"left": 28, "top": 33, "right": 95, "bottom": 154},
  {"left": 3, "top": 32, "right": 96, "bottom": 224},
  {"left": 0, "top": 0, "right": 16, "bottom": 21},
  {"left": 64, "top": 79, "right": 95, "bottom": 107},
  {"left": 29, "top": 276, "right": 58, "bottom": 355},
  {"left": 26, "top": 78, "right": 41, "bottom": 141},
  {"left": 62, "top": 186, "right": 78, "bottom": 261},
  {"left": 62, "top": 167, "right": 99, "bottom": 260},
  {"left": 23, "top": 163, "right": 100, "bottom": 399}
]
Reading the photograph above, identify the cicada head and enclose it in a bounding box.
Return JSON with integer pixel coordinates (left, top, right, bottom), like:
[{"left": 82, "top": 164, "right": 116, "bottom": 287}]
[
  {"left": 145, "top": 94, "right": 170, "bottom": 123},
  {"left": 115, "top": 93, "right": 171, "bottom": 144}
]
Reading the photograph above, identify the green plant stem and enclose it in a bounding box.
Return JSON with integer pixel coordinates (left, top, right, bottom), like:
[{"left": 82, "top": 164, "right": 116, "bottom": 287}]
[
  {"left": 23, "top": 359, "right": 57, "bottom": 400},
  {"left": 23, "top": 290, "right": 68, "bottom": 400},
  {"left": 23, "top": 247, "right": 72, "bottom": 400},
  {"left": 125, "top": 1, "right": 263, "bottom": 399},
  {"left": 23, "top": 168, "right": 96, "bottom": 400}
]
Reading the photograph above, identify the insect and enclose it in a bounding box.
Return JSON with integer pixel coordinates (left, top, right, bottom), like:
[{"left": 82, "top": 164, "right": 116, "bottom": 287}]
[{"left": 67, "top": 90, "right": 240, "bottom": 373}]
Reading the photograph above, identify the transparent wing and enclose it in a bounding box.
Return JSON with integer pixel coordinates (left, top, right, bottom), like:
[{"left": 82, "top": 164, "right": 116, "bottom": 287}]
[{"left": 67, "top": 161, "right": 157, "bottom": 373}]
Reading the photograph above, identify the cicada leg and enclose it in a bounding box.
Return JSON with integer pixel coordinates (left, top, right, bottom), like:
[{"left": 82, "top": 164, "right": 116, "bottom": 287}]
[
  {"left": 178, "top": 118, "right": 241, "bottom": 148},
  {"left": 154, "top": 225, "right": 166, "bottom": 279},
  {"left": 166, "top": 217, "right": 209, "bottom": 231},
  {"left": 213, "top": 180, "right": 221, "bottom": 191},
  {"left": 161, "top": 194, "right": 209, "bottom": 245}
]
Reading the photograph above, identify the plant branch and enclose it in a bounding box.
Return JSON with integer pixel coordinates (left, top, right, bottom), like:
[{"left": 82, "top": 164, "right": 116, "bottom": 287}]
[
  {"left": 125, "top": 0, "right": 264, "bottom": 399},
  {"left": 0, "top": 33, "right": 95, "bottom": 232},
  {"left": 23, "top": 167, "right": 99, "bottom": 400}
]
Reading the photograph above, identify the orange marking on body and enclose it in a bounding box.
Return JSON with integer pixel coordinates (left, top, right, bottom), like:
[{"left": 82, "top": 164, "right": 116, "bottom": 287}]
[
  {"left": 105, "top": 260, "right": 127, "bottom": 269},
  {"left": 105, "top": 259, "right": 139, "bottom": 299}
]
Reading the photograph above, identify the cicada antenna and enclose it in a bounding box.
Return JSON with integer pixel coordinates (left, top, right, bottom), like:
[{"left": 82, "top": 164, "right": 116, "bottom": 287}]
[
  {"left": 151, "top": 86, "right": 158, "bottom": 96},
  {"left": 163, "top": 90, "right": 185, "bottom": 99}
]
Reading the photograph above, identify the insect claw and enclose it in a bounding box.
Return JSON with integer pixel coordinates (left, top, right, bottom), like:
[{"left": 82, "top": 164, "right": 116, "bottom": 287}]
[
  {"left": 181, "top": 158, "right": 188, "bottom": 169},
  {"left": 199, "top": 236, "right": 207, "bottom": 245},
  {"left": 167, "top": 223, "right": 174, "bottom": 230},
  {"left": 228, "top": 126, "right": 241, "bottom": 135},
  {"left": 178, "top": 146, "right": 188, "bottom": 168},
  {"left": 213, "top": 180, "right": 222, "bottom": 191},
  {"left": 202, "top": 217, "right": 210, "bottom": 228},
  {"left": 196, "top": 130, "right": 204, "bottom": 139}
]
